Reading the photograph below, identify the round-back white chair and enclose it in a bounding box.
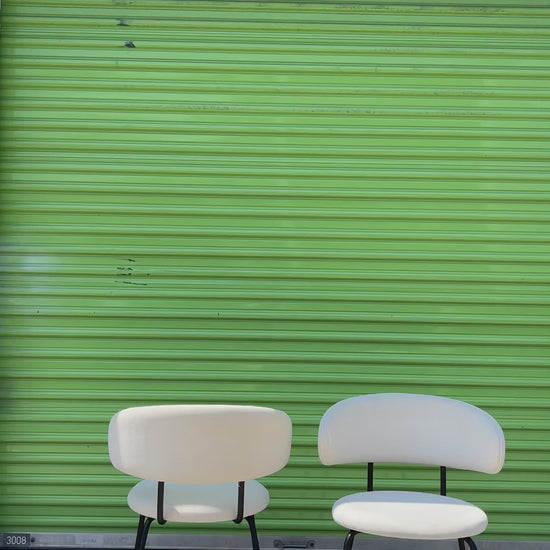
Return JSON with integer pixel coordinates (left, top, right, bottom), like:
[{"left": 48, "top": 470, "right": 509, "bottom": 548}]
[
  {"left": 318, "top": 393, "right": 505, "bottom": 550},
  {"left": 109, "top": 404, "right": 292, "bottom": 550}
]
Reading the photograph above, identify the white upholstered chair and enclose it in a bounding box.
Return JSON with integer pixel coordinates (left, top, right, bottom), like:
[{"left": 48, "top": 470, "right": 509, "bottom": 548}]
[
  {"left": 318, "top": 393, "right": 505, "bottom": 550},
  {"left": 108, "top": 404, "right": 292, "bottom": 550}
]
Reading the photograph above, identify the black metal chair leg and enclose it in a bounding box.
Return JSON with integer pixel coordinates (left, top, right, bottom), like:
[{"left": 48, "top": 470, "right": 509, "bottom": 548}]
[
  {"left": 135, "top": 516, "right": 145, "bottom": 550},
  {"left": 464, "top": 538, "right": 478, "bottom": 550},
  {"left": 343, "top": 530, "right": 358, "bottom": 550},
  {"left": 135, "top": 516, "right": 154, "bottom": 550},
  {"left": 245, "top": 515, "right": 260, "bottom": 550},
  {"left": 458, "top": 538, "right": 466, "bottom": 550}
]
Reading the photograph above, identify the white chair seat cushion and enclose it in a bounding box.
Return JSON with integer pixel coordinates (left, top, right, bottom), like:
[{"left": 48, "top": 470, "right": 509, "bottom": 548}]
[
  {"left": 128, "top": 480, "right": 269, "bottom": 523},
  {"left": 332, "top": 491, "right": 488, "bottom": 540}
]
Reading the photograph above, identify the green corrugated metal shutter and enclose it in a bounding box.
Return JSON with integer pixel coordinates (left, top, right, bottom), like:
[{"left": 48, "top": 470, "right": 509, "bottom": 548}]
[{"left": 1, "top": 0, "right": 550, "bottom": 542}]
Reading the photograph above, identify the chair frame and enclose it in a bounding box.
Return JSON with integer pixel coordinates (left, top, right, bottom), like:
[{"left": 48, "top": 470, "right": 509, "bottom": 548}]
[
  {"left": 133, "top": 480, "right": 260, "bottom": 550},
  {"left": 342, "top": 463, "right": 478, "bottom": 550}
]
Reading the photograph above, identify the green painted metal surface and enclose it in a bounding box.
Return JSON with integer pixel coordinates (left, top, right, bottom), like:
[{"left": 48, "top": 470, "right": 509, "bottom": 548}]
[{"left": 1, "top": 0, "right": 550, "bottom": 541}]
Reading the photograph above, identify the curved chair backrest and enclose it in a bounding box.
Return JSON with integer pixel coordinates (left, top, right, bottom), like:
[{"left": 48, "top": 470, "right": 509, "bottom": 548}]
[
  {"left": 318, "top": 393, "right": 505, "bottom": 474},
  {"left": 109, "top": 404, "right": 292, "bottom": 484}
]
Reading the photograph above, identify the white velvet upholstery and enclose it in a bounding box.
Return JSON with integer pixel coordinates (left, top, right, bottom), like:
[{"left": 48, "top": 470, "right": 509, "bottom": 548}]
[
  {"left": 318, "top": 393, "right": 505, "bottom": 545},
  {"left": 319, "top": 393, "right": 505, "bottom": 473},
  {"left": 109, "top": 404, "right": 292, "bottom": 484},
  {"left": 332, "top": 491, "right": 488, "bottom": 540},
  {"left": 128, "top": 479, "right": 270, "bottom": 523}
]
